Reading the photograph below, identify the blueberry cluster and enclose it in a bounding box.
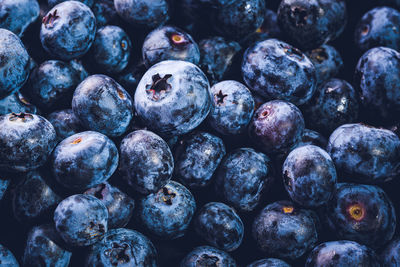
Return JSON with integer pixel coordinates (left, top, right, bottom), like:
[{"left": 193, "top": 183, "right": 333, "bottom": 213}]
[{"left": 1, "top": 0, "right": 400, "bottom": 266}]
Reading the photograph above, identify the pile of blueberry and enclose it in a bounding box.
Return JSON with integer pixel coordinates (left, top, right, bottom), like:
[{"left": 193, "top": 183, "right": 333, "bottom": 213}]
[{"left": 1, "top": 0, "right": 400, "bottom": 266}]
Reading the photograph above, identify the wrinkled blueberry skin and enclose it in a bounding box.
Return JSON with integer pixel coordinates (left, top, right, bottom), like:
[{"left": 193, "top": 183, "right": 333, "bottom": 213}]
[
  {"left": 12, "top": 171, "right": 61, "bottom": 222},
  {"left": 84, "top": 182, "right": 135, "bottom": 229},
  {"left": 135, "top": 60, "right": 211, "bottom": 136},
  {"left": 24, "top": 60, "right": 88, "bottom": 111},
  {"left": 114, "top": 0, "right": 169, "bottom": 29},
  {"left": 72, "top": 75, "right": 134, "bottom": 137},
  {"left": 194, "top": 202, "right": 244, "bottom": 252},
  {"left": 302, "top": 79, "right": 359, "bottom": 136},
  {"left": 92, "top": 0, "right": 118, "bottom": 27},
  {"left": 306, "top": 45, "right": 343, "bottom": 85},
  {"left": 0, "top": 178, "right": 10, "bottom": 201},
  {"left": 40, "top": 1, "right": 96, "bottom": 60},
  {"left": 248, "top": 100, "right": 305, "bottom": 155},
  {"left": 54, "top": 194, "right": 108, "bottom": 247},
  {"left": 116, "top": 61, "right": 147, "bottom": 93},
  {"left": 142, "top": 26, "right": 200, "bottom": 68},
  {"left": 52, "top": 131, "right": 118, "bottom": 191},
  {"left": 89, "top": 26, "right": 131, "bottom": 74},
  {"left": 208, "top": 81, "right": 255, "bottom": 135},
  {"left": 49, "top": 0, "right": 93, "bottom": 7},
  {"left": 215, "top": 148, "right": 274, "bottom": 212},
  {"left": 247, "top": 258, "right": 291, "bottom": 267},
  {"left": 305, "top": 240, "right": 380, "bottom": 267},
  {"left": 242, "top": 39, "right": 316, "bottom": 105},
  {"left": 327, "top": 123, "right": 400, "bottom": 183},
  {"left": 283, "top": 145, "right": 337, "bottom": 207},
  {"left": 174, "top": 131, "right": 225, "bottom": 188},
  {"left": 138, "top": 181, "right": 196, "bottom": 239},
  {"left": 278, "top": 0, "right": 347, "bottom": 50},
  {"left": 0, "top": 29, "right": 30, "bottom": 99},
  {"left": 354, "top": 47, "right": 400, "bottom": 121},
  {"left": 47, "top": 109, "right": 83, "bottom": 142},
  {"left": 381, "top": 238, "right": 400, "bottom": 266},
  {"left": 355, "top": 7, "right": 400, "bottom": 52},
  {"left": 181, "top": 246, "right": 237, "bottom": 267},
  {"left": 244, "top": 9, "right": 282, "bottom": 46},
  {"left": 0, "top": 0, "right": 40, "bottom": 37},
  {"left": 293, "top": 129, "right": 327, "bottom": 149},
  {"left": 23, "top": 224, "right": 72, "bottom": 267},
  {"left": 86, "top": 228, "right": 157, "bottom": 267},
  {"left": 0, "top": 113, "right": 56, "bottom": 172},
  {"left": 252, "top": 201, "right": 318, "bottom": 259},
  {"left": 119, "top": 130, "right": 174, "bottom": 194},
  {"left": 326, "top": 183, "right": 396, "bottom": 249},
  {"left": 0, "top": 244, "right": 19, "bottom": 266},
  {"left": 0, "top": 92, "right": 38, "bottom": 115}
]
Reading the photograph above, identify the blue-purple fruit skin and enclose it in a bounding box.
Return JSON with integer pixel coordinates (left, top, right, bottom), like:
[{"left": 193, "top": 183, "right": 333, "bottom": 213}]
[
  {"left": 54, "top": 194, "right": 108, "bottom": 247},
  {"left": 180, "top": 246, "right": 237, "bottom": 267},
  {"left": 292, "top": 129, "right": 327, "bottom": 149},
  {"left": 381, "top": 238, "right": 400, "bottom": 267},
  {"left": 47, "top": 109, "right": 83, "bottom": 142},
  {"left": 174, "top": 131, "right": 226, "bottom": 188},
  {"left": 0, "top": 244, "right": 19, "bottom": 266},
  {"left": 0, "top": 92, "right": 38, "bottom": 115},
  {"left": 52, "top": 131, "right": 119, "bottom": 191},
  {"left": 138, "top": 181, "right": 196, "bottom": 239},
  {"left": 215, "top": 148, "right": 274, "bottom": 212},
  {"left": 86, "top": 228, "right": 158, "bottom": 267},
  {"left": 119, "top": 130, "right": 174, "bottom": 194},
  {"left": 0, "top": 113, "right": 56, "bottom": 172},
  {"left": 327, "top": 123, "right": 400, "bottom": 183},
  {"left": 92, "top": 0, "right": 118, "bottom": 27},
  {"left": 247, "top": 258, "right": 292, "bottom": 267}
]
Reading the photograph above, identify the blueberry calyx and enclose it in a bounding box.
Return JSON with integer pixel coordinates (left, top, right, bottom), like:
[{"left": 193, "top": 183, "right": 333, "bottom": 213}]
[
  {"left": 42, "top": 9, "right": 60, "bottom": 28},
  {"left": 159, "top": 187, "right": 176, "bottom": 205},
  {"left": 290, "top": 6, "right": 309, "bottom": 26},
  {"left": 9, "top": 112, "right": 33, "bottom": 122},
  {"left": 104, "top": 242, "right": 130, "bottom": 264},
  {"left": 215, "top": 90, "right": 228, "bottom": 105},
  {"left": 198, "top": 254, "right": 220, "bottom": 266},
  {"left": 146, "top": 73, "right": 172, "bottom": 101}
]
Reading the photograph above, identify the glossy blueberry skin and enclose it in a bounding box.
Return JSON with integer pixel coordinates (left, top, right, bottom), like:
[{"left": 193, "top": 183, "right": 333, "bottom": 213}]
[
  {"left": 72, "top": 75, "right": 134, "bottom": 137},
  {"left": 305, "top": 240, "right": 380, "bottom": 267},
  {"left": 174, "top": 131, "right": 225, "bottom": 188},
  {"left": 134, "top": 60, "right": 211, "bottom": 136},
  {"left": 52, "top": 131, "right": 118, "bottom": 191},
  {"left": 248, "top": 100, "right": 305, "bottom": 155},
  {"left": 252, "top": 201, "right": 318, "bottom": 259},
  {"left": 242, "top": 39, "right": 316, "bottom": 105},
  {"left": 215, "top": 148, "right": 274, "bottom": 212},
  {"left": 24, "top": 60, "right": 88, "bottom": 111},
  {"left": 142, "top": 26, "right": 200, "bottom": 68},
  {"left": 119, "top": 130, "right": 174, "bottom": 194},
  {"left": 247, "top": 258, "right": 291, "bottom": 267},
  {"left": 381, "top": 238, "right": 400, "bottom": 266},
  {"left": 138, "top": 181, "right": 196, "bottom": 239},
  {"left": 23, "top": 224, "right": 72, "bottom": 267},
  {"left": 0, "top": 244, "right": 19, "bottom": 266},
  {"left": 326, "top": 183, "right": 396, "bottom": 249},
  {"left": 355, "top": 7, "right": 400, "bottom": 52},
  {"left": 0, "top": 92, "right": 38, "bottom": 115},
  {"left": 0, "top": 29, "right": 30, "bottom": 99},
  {"left": 92, "top": 0, "right": 118, "bottom": 27},
  {"left": 54, "top": 194, "right": 108, "bottom": 246},
  {"left": 47, "top": 109, "right": 83, "bottom": 142},
  {"left": 84, "top": 182, "right": 135, "bottom": 229},
  {"left": 292, "top": 129, "right": 327, "bottom": 149},
  {"left": 48, "top": 0, "right": 94, "bottom": 7},
  {"left": 327, "top": 123, "right": 400, "bottom": 183},
  {"left": 40, "top": 1, "right": 96, "bottom": 60},
  {"left": 89, "top": 26, "right": 131, "bottom": 74},
  {"left": 86, "top": 228, "right": 157, "bottom": 267},
  {"left": 0, "top": 0, "right": 40, "bottom": 37},
  {"left": 0, "top": 178, "right": 10, "bottom": 201},
  {"left": 194, "top": 202, "right": 244, "bottom": 252},
  {"left": 181, "top": 246, "right": 237, "bottom": 267},
  {"left": 0, "top": 113, "right": 56, "bottom": 172},
  {"left": 207, "top": 81, "right": 255, "bottom": 135},
  {"left": 354, "top": 47, "right": 400, "bottom": 121},
  {"left": 302, "top": 79, "right": 359, "bottom": 135},
  {"left": 277, "top": 0, "right": 347, "bottom": 50}
]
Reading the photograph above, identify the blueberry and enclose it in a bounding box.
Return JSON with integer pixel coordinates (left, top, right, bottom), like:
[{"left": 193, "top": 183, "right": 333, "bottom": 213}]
[
  {"left": 278, "top": 0, "right": 347, "bottom": 50},
  {"left": 381, "top": 238, "right": 400, "bottom": 266},
  {"left": 326, "top": 183, "right": 396, "bottom": 249},
  {"left": 174, "top": 131, "right": 226, "bottom": 188},
  {"left": 0, "top": 113, "right": 56, "bottom": 172},
  {"left": 138, "top": 181, "right": 196, "bottom": 239},
  {"left": 252, "top": 201, "right": 318, "bottom": 259},
  {"left": 194, "top": 202, "right": 244, "bottom": 252},
  {"left": 134, "top": 60, "right": 211, "bottom": 136},
  {"left": 119, "top": 130, "right": 174, "bottom": 194},
  {"left": 84, "top": 182, "right": 135, "bottom": 229},
  {"left": 23, "top": 224, "right": 72, "bottom": 267},
  {"left": 247, "top": 258, "right": 291, "bottom": 267},
  {"left": 0, "top": 244, "right": 19, "bottom": 266},
  {"left": 91, "top": 0, "right": 118, "bottom": 27},
  {"left": 305, "top": 240, "right": 380, "bottom": 267},
  {"left": 52, "top": 131, "right": 118, "bottom": 191},
  {"left": 292, "top": 129, "right": 327, "bottom": 149},
  {"left": 47, "top": 109, "right": 83, "bottom": 142},
  {"left": 72, "top": 74, "right": 134, "bottom": 137},
  {"left": 0, "top": 29, "right": 30, "bottom": 99},
  {"left": 242, "top": 39, "right": 316, "bottom": 105},
  {"left": 326, "top": 123, "right": 400, "bottom": 183},
  {"left": 0, "top": 91, "right": 38, "bottom": 115},
  {"left": 0, "top": 178, "right": 10, "bottom": 201},
  {"left": 215, "top": 148, "right": 274, "bottom": 212},
  {"left": 248, "top": 100, "right": 305, "bottom": 155},
  {"left": 180, "top": 246, "right": 237, "bottom": 267},
  {"left": 40, "top": 1, "right": 96, "bottom": 60},
  {"left": 142, "top": 26, "right": 200, "bottom": 68},
  {"left": 54, "top": 194, "right": 108, "bottom": 246},
  {"left": 207, "top": 80, "right": 255, "bottom": 135},
  {"left": 48, "top": 0, "right": 93, "bottom": 8}
]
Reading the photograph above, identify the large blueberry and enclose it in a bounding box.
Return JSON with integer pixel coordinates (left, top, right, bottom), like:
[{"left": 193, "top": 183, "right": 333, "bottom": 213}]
[
  {"left": 180, "top": 246, "right": 237, "bottom": 267},
  {"left": 381, "top": 238, "right": 400, "bottom": 266},
  {"left": 0, "top": 244, "right": 19, "bottom": 266},
  {"left": 47, "top": 109, "right": 83, "bottom": 142},
  {"left": 247, "top": 258, "right": 291, "bottom": 267},
  {"left": 0, "top": 92, "right": 38, "bottom": 115}
]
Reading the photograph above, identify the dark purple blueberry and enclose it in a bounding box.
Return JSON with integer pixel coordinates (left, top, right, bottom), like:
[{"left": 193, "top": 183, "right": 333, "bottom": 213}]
[
  {"left": 0, "top": 244, "right": 19, "bottom": 266},
  {"left": 381, "top": 238, "right": 400, "bottom": 266},
  {"left": 247, "top": 258, "right": 291, "bottom": 267},
  {"left": 292, "top": 129, "right": 327, "bottom": 149},
  {"left": 180, "top": 246, "right": 237, "bottom": 267},
  {"left": 47, "top": 109, "right": 83, "bottom": 142},
  {"left": 0, "top": 91, "right": 38, "bottom": 115}
]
